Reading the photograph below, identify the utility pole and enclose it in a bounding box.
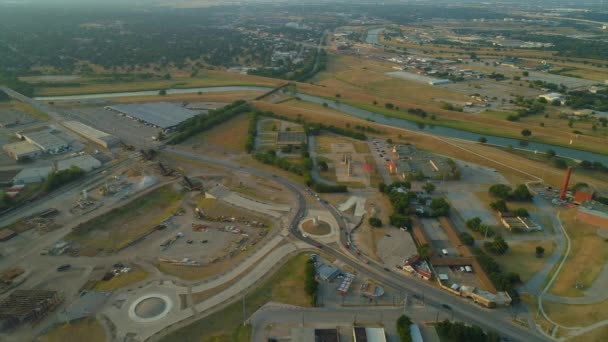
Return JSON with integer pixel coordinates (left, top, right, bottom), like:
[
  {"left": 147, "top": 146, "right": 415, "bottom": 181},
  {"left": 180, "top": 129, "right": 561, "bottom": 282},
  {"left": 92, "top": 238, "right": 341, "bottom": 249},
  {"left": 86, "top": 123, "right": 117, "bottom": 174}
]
[{"left": 242, "top": 293, "right": 246, "bottom": 326}]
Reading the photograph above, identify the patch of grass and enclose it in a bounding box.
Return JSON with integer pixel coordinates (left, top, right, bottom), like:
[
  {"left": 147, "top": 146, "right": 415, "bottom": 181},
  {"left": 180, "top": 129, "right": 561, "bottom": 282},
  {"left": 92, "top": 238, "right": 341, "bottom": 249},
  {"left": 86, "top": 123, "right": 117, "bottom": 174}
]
[
  {"left": 0, "top": 100, "right": 51, "bottom": 121},
  {"left": 94, "top": 266, "right": 149, "bottom": 291},
  {"left": 494, "top": 240, "right": 555, "bottom": 283},
  {"left": 37, "top": 318, "right": 105, "bottom": 342},
  {"left": 302, "top": 219, "right": 331, "bottom": 235},
  {"left": 33, "top": 71, "right": 281, "bottom": 96},
  {"left": 160, "top": 253, "right": 313, "bottom": 342},
  {"left": 542, "top": 298, "right": 608, "bottom": 327},
  {"left": 65, "top": 185, "right": 182, "bottom": 254},
  {"left": 187, "top": 112, "right": 250, "bottom": 153},
  {"left": 569, "top": 326, "right": 608, "bottom": 342},
  {"left": 550, "top": 208, "right": 608, "bottom": 297}
]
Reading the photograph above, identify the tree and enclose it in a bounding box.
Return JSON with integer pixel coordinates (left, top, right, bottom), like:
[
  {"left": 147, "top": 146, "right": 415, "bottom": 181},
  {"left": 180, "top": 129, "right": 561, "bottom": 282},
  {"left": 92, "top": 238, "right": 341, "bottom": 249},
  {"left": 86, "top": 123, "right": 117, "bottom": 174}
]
[
  {"left": 513, "top": 208, "right": 529, "bottom": 217},
  {"left": 423, "top": 182, "right": 436, "bottom": 194},
  {"left": 396, "top": 315, "right": 413, "bottom": 342},
  {"left": 304, "top": 259, "right": 318, "bottom": 305},
  {"left": 417, "top": 243, "right": 432, "bottom": 260},
  {"left": 158, "top": 89, "right": 167, "bottom": 96},
  {"left": 478, "top": 136, "right": 487, "bottom": 144},
  {"left": 466, "top": 217, "right": 482, "bottom": 231},
  {"left": 512, "top": 184, "right": 533, "bottom": 201},
  {"left": 490, "top": 200, "right": 508, "bottom": 212},
  {"left": 522, "top": 71, "right": 529, "bottom": 77},
  {"left": 536, "top": 246, "right": 545, "bottom": 258},
  {"left": 459, "top": 232, "right": 475, "bottom": 246},
  {"left": 386, "top": 138, "right": 393, "bottom": 144},
  {"left": 546, "top": 149, "right": 556, "bottom": 158},
  {"left": 318, "top": 160, "right": 329, "bottom": 172},
  {"left": 385, "top": 102, "right": 395, "bottom": 110},
  {"left": 521, "top": 128, "right": 532, "bottom": 137},
  {"left": 489, "top": 184, "right": 512, "bottom": 200},
  {"left": 484, "top": 235, "right": 509, "bottom": 255},
  {"left": 369, "top": 217, "right": 382, "bottom": 227},
  {"left": 390, "top": 214, "right": 411, "bottom": 228},
  {"left": 430, "top": 198, "right": 450, "bottom": 217}
]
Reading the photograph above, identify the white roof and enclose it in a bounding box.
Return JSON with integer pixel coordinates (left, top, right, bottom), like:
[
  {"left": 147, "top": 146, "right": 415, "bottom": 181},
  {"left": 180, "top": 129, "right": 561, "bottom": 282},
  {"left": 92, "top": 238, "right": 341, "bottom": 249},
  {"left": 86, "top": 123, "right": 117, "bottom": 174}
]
[
  {"left": 3, "top": 141, "right": 41, "bottom": 155},
  {"left": 364, "top": 327, "right": 387, "bottom": 342},
  {"left": 13, "top": 166, "right": 53, "bottom": 182},
  {"left": 56, "top": 154, "right": 101, "bottom": 171},
  {"left": 410, "top": 324, "right": 424, "bottom": 342}
]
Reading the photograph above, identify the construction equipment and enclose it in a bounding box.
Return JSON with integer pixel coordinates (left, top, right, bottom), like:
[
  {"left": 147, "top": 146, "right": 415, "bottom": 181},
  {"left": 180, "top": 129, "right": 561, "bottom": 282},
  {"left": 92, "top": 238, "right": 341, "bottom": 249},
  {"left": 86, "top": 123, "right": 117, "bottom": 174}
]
[
  {"left": 182, "top": 176, "right": 202, "bottom": 191},
  {"left": 158, "top": 162, "right": 174, "bottom": 176}
]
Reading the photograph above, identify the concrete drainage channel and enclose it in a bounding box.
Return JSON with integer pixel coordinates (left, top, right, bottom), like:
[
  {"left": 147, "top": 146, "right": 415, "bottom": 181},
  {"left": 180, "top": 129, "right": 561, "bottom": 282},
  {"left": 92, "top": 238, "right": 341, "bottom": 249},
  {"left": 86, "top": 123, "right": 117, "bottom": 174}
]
[{"left": 129, "top": 294, "right": 173, "bottom": 323}]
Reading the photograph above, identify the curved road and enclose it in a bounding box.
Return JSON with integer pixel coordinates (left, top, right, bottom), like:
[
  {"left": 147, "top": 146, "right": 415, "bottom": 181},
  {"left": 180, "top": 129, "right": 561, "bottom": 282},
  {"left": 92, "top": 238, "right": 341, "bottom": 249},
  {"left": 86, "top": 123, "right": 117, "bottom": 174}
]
[{"left": 166, "top": 147, "right": 550, "bottom": 342}]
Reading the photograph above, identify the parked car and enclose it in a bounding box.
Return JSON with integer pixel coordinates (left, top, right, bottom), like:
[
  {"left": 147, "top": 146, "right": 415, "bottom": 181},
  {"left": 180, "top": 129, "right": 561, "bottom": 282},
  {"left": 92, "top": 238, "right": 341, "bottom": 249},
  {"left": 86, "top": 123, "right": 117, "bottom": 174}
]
[{"left": 57, "top": 264, "right": 71, "bottom": 272}]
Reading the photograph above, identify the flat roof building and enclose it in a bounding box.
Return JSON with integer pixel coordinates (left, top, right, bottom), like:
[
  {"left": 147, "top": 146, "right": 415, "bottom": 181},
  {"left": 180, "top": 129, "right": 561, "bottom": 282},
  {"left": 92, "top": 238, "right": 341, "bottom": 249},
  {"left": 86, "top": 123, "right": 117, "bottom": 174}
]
[
  {"left": 19, "top": 130, "right": 69, "bottom": 154},
  {"left": 291, "top": 328, "right": 340, "bottom": 342},
  {"left": 577, "top": 200, "right": 608, "bottom": 228},
  {"left": 276, "top": 131, "right": 307, "bottom": 146},
  {"left": 2, "top": 141, "right": 42, "bottom": 161},
  {"left": 353, "top": 327, "right": 387, "bottom": 342},
  {"left": 105, "top": 102, "right": 199, "bottom": 130},
  {"left": 62, "top": 121, "right": 120, "bottom": 148},
  {"left": 317, "top": 263, "right": 341, "bottom": 282},
  {"left": 0, "top": 110, "right": 35, "bottom": 128},
  {"left": 56, "top": 154, "right": 101, "bottom": 172},
  {"left": 13, "top": 166, "right": 53, "bottom": 184}
]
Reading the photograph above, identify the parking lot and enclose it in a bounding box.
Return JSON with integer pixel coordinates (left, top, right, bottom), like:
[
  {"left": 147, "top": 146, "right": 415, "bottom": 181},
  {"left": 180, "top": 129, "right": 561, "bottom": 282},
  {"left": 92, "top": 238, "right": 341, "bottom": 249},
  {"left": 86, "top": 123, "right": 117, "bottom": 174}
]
[
  {"left": 420, "top": 218, "right": 459, "bottom": 256},
  {"left": 61, "top": 106, "right": 161, "bottom": 148}
]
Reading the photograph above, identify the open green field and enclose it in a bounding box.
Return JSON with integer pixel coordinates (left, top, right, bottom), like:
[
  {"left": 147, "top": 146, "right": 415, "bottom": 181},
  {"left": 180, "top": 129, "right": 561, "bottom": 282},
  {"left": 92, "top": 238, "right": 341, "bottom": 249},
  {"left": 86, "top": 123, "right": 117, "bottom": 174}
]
[
  {"left": 38, "top": 318, "right": 105, "bottom": 342},
  {"left": 29, "top": 70, "right": 281, "bottom": 96},
  {"left": 65, "top": 185, "right": 182, "bottom": 255},
  {"left": 185, "top": 112, "right": 251, "bottom": 153},
  {"left": 495, "top": 240, "right": 555, "bottom": 283},
  {"left": 160, "top": 253, "right": 313, "bottom": 342}
]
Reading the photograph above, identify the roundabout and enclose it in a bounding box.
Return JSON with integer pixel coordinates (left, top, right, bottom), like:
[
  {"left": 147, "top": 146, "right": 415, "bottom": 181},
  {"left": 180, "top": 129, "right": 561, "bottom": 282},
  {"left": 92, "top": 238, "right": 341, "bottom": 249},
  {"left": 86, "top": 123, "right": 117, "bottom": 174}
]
[{"left": 128, "top": 294, "right": 173, "bottom": 323}]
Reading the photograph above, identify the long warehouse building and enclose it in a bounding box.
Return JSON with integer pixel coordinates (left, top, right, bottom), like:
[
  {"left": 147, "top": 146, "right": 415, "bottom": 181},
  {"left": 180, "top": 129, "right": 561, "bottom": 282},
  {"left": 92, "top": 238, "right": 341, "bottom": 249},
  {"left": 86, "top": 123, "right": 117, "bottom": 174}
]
[
  {"left": 104, "top": 102, "right": 199, "bottom": 131},
  {"left": 62, "top": 121, "right": 120, "bottom": 149}
]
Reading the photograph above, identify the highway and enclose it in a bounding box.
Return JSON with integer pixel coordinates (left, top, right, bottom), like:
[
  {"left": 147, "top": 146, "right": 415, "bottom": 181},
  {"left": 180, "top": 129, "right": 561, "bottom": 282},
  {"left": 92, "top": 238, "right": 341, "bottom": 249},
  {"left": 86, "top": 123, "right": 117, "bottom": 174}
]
[{"left": 166, "top": 147, "right": 550, "bottom": 342}]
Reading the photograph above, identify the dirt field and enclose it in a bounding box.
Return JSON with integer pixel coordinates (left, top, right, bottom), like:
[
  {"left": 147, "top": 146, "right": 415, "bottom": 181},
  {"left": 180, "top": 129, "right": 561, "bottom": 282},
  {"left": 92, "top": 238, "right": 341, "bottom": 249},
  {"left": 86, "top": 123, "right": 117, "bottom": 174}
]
[
  {"left": 65, "top": 184, "right": 183, "bottom": 255},
  {"left": 550, "top": 208, "right": 608, "bottom": 297}
]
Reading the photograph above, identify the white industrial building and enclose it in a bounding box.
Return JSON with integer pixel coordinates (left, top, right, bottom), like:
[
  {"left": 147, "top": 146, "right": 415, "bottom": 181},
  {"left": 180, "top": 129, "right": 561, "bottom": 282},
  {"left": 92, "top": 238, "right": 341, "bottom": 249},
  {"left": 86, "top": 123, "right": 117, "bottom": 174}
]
[
  {"left": 56, "top": 154, "right": 101, "bottom": 172},
  {"left": 62, "top": 121, "right": 120, "bottom": 149},
  {"left": 2, "top": 141, "right": 42, "bottom": 161},
  {"left": 13, "top": 166, "right": 53, "bottom": 184},
  {"left": 18, "top": 130, "right": 69, "bottom": 154}
]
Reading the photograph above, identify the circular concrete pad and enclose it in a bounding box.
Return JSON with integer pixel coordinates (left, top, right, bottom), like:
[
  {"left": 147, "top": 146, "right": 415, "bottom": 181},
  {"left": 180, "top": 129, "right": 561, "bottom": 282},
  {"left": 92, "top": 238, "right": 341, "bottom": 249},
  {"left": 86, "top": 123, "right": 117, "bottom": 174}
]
[{"left": 129, "top": 294, "right": 173, "bottom": 323}]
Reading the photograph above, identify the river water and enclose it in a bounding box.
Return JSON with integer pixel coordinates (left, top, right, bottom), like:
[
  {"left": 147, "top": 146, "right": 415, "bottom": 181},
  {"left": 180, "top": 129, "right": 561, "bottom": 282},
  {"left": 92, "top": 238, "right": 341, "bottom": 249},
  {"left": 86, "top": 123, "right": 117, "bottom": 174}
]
[{"left": 34, "top": 86, "right": 608, "bottom": 163}]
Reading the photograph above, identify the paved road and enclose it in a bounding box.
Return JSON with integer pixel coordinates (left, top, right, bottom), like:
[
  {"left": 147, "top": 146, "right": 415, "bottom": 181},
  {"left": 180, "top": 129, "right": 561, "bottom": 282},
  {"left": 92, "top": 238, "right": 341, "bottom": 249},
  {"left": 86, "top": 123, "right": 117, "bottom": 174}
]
[{"left": 168, "top": 148, "right": 550, "bottom": 342}]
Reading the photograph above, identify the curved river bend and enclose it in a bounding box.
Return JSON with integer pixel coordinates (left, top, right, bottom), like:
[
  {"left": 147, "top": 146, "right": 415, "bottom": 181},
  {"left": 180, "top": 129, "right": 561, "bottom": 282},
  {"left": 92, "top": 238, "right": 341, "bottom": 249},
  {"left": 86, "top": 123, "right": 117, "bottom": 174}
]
[{"left": 35, "top": 86, "right": 608, "bottom": 164}]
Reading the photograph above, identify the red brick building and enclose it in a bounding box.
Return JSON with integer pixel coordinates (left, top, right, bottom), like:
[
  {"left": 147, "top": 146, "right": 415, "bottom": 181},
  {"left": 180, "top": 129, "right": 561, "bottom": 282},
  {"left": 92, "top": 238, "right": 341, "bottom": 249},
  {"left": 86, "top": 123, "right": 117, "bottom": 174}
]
[{"left": 577, "top": 201, "right": 608, "bottom": 228}]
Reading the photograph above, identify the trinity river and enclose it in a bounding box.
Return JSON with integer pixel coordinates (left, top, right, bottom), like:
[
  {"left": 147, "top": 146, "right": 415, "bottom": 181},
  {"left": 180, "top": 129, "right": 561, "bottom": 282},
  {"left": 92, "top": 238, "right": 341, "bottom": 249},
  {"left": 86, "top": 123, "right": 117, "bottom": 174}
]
[{"left": 35, "top": 86, "right": 608, "bottom": 163}]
